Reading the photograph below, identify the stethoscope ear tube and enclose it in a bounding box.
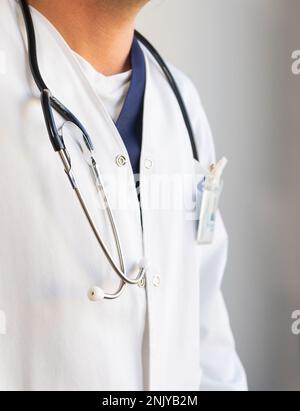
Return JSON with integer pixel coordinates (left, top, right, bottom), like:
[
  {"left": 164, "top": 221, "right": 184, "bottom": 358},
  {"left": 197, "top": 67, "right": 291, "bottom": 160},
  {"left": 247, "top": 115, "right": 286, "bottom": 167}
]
[{"left": 40, "top": 89, "right": 65, "bottom": 152}]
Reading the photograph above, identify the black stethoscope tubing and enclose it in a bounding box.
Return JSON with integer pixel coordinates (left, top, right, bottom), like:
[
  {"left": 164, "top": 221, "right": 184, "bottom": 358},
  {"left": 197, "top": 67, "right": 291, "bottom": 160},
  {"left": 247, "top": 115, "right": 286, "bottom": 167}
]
[{"left": 19, "top": 0, "right": 199, "bottom": 161}]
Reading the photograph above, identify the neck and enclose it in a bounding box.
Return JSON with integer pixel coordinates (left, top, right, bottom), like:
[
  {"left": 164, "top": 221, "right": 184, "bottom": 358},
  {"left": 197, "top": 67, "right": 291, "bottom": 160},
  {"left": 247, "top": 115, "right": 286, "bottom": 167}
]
[{"left": 28, "top": 0, "right": 145, "bottom": 76}]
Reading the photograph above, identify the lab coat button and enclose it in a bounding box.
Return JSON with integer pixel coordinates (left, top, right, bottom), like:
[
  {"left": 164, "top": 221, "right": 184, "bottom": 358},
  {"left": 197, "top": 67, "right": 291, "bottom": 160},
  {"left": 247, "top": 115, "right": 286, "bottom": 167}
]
[
  {"left": 144, "top": 159, "right": 153, "bottom": 169},
  {"left": 152, "top": 275, "right": 161, "bottom": 287},
  {"left": 138, "top": 277, "right": 146, "bottom": 288},
  {"left": 116, "top": 154, "right": 127, "bottom": 167}
]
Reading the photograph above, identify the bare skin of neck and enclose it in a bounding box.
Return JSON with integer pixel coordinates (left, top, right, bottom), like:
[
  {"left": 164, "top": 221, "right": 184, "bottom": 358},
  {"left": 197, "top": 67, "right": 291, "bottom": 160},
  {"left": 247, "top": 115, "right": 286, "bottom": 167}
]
[{"left": 28, "top": 0, "right": 148, "bottom": 76}]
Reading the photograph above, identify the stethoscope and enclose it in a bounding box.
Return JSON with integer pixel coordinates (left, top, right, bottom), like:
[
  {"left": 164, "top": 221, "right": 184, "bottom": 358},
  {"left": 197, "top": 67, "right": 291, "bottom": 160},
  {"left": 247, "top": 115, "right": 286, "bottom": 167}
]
[{"left": 19, "top": 0, "right": 199, "bottom": 301}]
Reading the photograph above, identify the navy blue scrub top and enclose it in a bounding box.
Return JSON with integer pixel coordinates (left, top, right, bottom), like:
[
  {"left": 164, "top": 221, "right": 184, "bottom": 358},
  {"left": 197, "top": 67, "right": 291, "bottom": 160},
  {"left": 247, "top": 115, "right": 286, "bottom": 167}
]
[{"left": 115, "top": 37, "right": 146, "bottom": 176}]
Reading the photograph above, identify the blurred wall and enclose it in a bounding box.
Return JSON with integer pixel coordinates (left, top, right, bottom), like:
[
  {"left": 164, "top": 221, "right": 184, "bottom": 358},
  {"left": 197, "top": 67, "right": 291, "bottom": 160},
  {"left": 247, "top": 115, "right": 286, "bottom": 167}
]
[{"left": 137, "top": 0, "right": 300, "bottom": 391}]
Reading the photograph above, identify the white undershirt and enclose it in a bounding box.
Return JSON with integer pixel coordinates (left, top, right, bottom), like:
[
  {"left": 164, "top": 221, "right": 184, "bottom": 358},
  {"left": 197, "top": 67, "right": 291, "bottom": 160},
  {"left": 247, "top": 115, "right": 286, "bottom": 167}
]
[{"left": 74, "top": 51, "right": 132, "bottom": 123}]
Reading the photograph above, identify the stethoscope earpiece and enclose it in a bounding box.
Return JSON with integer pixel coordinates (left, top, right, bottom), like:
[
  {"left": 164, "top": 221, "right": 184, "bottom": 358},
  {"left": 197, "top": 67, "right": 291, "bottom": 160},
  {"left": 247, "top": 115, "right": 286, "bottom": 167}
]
[
  {"left": 88, "top": 259, "right": 149, "bottom": 302},
  {"left": 88, "top": 286, "right": 106, "bottom": 302}
]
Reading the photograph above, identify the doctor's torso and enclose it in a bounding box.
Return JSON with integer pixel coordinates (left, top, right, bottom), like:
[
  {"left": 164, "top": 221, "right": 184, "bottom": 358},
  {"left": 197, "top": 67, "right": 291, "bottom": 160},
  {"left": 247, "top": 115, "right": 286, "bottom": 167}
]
[{"left": 0, "top": 0, "right": 246, "bottom": 391}]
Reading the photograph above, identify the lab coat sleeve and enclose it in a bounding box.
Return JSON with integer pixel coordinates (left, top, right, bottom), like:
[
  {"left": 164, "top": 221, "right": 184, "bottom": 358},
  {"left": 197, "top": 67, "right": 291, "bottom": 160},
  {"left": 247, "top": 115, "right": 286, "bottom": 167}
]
[
  {"left": 198, "top": 212, "right": 248, "bottom": 391},
  {"left": 171, "top": 66, "right": 248, "bottom": 391}
]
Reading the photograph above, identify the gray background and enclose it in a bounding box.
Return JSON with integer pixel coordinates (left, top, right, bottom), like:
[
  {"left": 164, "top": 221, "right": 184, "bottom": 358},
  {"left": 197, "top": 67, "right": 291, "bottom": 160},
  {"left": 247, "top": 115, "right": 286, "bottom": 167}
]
[{"left": 137, "top": 0, "right": 300, "bottom": 391}]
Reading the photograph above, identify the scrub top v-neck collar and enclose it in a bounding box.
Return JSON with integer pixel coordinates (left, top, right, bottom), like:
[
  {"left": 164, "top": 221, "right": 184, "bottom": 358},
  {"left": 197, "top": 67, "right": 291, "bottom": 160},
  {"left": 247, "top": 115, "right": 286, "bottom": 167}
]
[{"left": 115, "top": 37, "right": 146, "bottom": 176}]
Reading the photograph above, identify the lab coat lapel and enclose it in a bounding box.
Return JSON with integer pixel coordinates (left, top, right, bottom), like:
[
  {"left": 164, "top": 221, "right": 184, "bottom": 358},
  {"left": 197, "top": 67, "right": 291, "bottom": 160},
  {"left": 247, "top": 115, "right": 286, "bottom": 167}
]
[
  {"left": 140, "top": 48, "right": 195, "bottom": 174},
  {"left": 19, "top": 6, "right": 145, "bottom": 272}
]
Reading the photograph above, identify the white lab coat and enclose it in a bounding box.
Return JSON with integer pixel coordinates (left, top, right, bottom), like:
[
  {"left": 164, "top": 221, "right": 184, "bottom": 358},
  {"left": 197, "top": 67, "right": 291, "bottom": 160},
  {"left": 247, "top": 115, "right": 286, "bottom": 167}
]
[{"left": 0, "top": 0, "right": 247, "bottom": 391}]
